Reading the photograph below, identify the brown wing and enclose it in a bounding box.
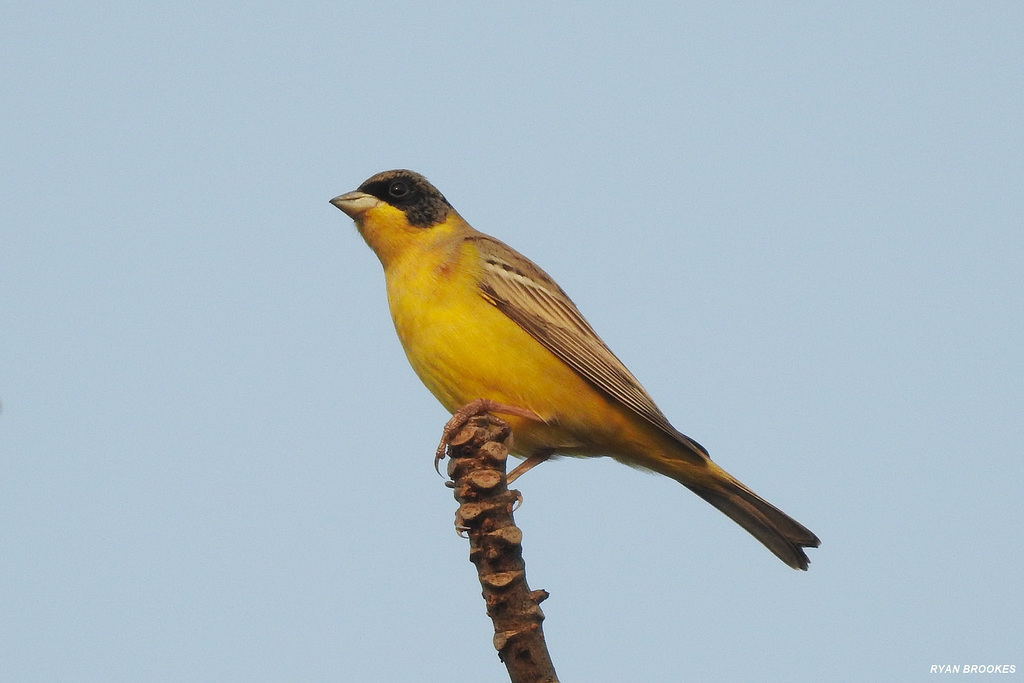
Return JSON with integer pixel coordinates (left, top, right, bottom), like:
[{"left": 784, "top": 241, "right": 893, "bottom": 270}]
[{"left": 469, "top": 234, "right": 708, "bottom": 462}]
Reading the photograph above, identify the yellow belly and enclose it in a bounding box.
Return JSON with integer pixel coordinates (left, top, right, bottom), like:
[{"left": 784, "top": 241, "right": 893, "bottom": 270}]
[{"left": 382, "top": 242, "right": 653, "bottom": 459}]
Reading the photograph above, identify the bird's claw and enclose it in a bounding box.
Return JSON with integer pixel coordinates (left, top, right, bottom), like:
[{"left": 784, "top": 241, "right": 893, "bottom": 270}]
[{"left": 433, "top": 398, "right": 541, "bottom": 477}]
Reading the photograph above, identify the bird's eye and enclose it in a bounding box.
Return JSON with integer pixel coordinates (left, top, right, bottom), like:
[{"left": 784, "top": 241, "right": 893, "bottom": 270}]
[{"left": 388, "top": 180, "right": 409, "bottom": 198}]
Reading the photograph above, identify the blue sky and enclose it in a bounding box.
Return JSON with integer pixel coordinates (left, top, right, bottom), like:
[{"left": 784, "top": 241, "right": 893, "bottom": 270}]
[{"left": 2, "top": 3, "right": 1021, "bottom": 681}]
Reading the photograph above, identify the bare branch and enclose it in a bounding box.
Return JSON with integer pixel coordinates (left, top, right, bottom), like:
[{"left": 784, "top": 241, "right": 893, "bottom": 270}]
[{"left": 445, "top": 414, "right": 559, "bottom": 683}]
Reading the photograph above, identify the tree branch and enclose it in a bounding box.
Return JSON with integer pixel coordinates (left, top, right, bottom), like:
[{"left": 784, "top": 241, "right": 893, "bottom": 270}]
[{"left": 445, "top": 414, "right": 559, "bottom": 683}]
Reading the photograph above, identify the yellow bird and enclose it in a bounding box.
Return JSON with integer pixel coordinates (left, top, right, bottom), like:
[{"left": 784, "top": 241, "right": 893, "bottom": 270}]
[{"left": 331, "top": 169, "right": 820, "bottom": 570}]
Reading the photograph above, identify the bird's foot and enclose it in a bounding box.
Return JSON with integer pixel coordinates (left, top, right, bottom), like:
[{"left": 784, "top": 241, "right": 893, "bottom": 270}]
[
  {"left": 434, "top": 398, "right": 541, "bottom": 475},
  {"left": 507, "top": 450, "right": 553, "bottom": 484}
]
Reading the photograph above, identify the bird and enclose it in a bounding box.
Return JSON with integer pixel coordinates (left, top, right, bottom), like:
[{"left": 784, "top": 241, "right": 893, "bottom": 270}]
[{"left": 330, "top": 169, "right": 820, "bottom": 570}]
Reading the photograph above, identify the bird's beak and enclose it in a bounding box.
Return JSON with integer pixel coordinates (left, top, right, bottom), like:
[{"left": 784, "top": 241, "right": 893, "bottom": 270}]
[{"left": 330, "top": 191, "right": 381, "bottom": 219}]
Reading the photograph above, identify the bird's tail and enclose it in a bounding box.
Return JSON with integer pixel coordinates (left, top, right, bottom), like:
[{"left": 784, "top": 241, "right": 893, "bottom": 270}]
[{"left": 681, "top": 472, "right": 820, "bottom": 570}]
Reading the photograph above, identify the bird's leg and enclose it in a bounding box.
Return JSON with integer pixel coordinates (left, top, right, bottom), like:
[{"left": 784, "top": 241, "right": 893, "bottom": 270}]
[
  {"left": 434, "top": 398, "right": 542, "bottom": 474},
  {"left": 507, "top": 449, "right": 553, "bottom": 484}
]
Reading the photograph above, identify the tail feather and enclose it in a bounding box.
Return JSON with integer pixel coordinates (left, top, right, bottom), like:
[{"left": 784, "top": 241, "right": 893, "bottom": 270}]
[
  {"left": 614, "top": 439, "right": 819, "bottom": 569},
  {"left": 686, "top": 477, "right": 820, "bottom": 570}
]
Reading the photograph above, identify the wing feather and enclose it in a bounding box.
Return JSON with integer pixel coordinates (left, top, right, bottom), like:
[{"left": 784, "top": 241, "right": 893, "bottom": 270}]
[{"left": 470, "top": 235, "right": 708, "bottom": 460}]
